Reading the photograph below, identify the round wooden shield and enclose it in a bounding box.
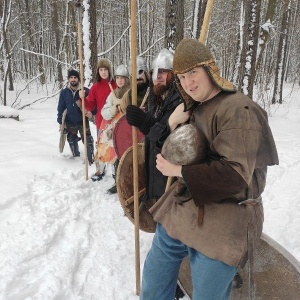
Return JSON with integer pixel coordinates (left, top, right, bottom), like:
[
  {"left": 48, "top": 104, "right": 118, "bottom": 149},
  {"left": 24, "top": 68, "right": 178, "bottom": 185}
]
[
  {"left": 59, "top": 109, "right": 67, "bottom": 153},
  {"left": 178, "top": 233, "right": 300, "bottom": 299},
  {"left": 113, "top": 114, "right": 144, "bottom": 159},
  {"left": 97, "top": 112, "right": 122, "bottom": 163},
  {"left": 116, "top": 143, "right": 156, "bottom": 233}
]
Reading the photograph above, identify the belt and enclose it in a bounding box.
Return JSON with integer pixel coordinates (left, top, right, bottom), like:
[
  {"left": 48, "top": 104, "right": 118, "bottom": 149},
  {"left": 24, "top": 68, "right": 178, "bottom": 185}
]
[{"left": 238, "top": 196, "right": 262, "bottom": 206}]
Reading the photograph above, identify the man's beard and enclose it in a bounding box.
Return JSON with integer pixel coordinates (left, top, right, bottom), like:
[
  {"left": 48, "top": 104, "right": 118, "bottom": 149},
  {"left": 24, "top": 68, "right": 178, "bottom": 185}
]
[
  {"left": 153, "top": 84, "right": 169, "bottom": 96},
  {"left": 70, "top": 81, "right": 79, "bottom": 88},
  {"left": 137, "top": 81, "right": 148, "bottom": 92}
]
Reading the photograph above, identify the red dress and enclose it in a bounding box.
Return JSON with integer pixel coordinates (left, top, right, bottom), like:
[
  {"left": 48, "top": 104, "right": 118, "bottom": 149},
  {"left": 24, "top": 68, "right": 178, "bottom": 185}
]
[{"left": 84, "top": 79, "right": 116, "bottom": 129}]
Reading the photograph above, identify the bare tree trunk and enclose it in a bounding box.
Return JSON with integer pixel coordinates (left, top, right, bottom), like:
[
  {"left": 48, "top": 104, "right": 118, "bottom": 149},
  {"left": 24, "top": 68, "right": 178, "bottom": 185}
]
[
  {"left": 89, "top": 0, "right": 98, "bottom": 83},
  {"left": 51, "top": 0, "right": 63, "bottom": 88},
  {"left": 284, "top": 0, "right": 298, "bottom": 81},
  {"left": 164, "top": 0, "right": 184, "bottom": 51},
  {"left": 38, "top": 0, "right": 46, "bottom": 84},
  {"left": 63, "top": 1, "right": 70, "bottom": 65},
  {"left": 272, "top": 0, "right": 291, "bottom": 104},
  {"left": 2, "top": 0, "right": 14, "bottom": 92},
  {"left": 69, "top": 2, "right": 78, "bottom": 63},
  {"left": 232, "top": 2, "right": 244, "bottom": 86},
  {"left": 1, "top": 0, "right": 14, "bottom": 105},
  {"left": 17, "top": 0, "right": 46, "bottom": 83},
  {"left": 137, "top": 0, "right": 142, "bottom": 53}
]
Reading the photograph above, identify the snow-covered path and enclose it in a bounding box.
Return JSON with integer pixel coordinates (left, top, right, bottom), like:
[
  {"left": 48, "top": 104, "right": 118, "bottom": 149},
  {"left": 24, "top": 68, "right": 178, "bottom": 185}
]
[
  {"left": 0, "top": 99, "right": 155, "bottom": 299},
  {"left": 0, "top": 166, "right": 154, "bottom": 299}
]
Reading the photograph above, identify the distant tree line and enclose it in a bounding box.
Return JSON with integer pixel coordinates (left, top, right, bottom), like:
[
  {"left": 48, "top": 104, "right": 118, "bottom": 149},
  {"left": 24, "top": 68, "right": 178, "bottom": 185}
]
[{"left": 0, "top": 0, "right": 299, "bottom": 108}]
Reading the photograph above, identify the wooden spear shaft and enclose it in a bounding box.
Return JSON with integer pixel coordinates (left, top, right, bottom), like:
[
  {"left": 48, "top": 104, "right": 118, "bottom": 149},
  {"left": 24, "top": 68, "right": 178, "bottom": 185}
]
[
  {"left": 75, "top": 1, "right": 88, "bottom": 180},
  {"left": 199, "top": 0, "right": 215, "bottom": 44},
  {"left": 130, "top": 0, "right": 140, "bottom": 295}
]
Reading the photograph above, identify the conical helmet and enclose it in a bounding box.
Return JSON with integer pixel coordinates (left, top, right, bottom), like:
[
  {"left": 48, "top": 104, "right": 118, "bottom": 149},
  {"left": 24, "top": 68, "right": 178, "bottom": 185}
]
[
  {"left": 128, "top": 56, "right": 148, "bottom": 78},
  {"left": 114, "top": 64, "right": 129, "bottom": 79},
  {"left": 151, "top": 48, "right": 173, "bottom": 80}
]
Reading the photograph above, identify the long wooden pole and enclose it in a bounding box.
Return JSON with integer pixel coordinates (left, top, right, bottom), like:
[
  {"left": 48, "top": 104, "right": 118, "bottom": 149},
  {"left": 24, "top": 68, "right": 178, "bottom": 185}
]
[
  {"left": 199, "top": 0, "right": 215, "bottom": 44},
  {"left": 130, "top": 0, "right": 140, "bottom": 295},
  {"left": 75, "top": 1, "right": 88, "bottom": 181}
]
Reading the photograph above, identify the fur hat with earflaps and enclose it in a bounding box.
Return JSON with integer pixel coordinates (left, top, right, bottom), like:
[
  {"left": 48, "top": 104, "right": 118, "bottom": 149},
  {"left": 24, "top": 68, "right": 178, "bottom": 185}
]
[
  {"left": 173, "top": 38, "right": 236, "bottom": 110},
  {"left": 96, "top": 58, "right": 113, "bottom": 82}
]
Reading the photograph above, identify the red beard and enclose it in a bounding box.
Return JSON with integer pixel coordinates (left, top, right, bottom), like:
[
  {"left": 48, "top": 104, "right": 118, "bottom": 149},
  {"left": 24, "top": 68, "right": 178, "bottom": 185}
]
[{"left": 153, "top": 84, "right": 169, "bottom": 95}]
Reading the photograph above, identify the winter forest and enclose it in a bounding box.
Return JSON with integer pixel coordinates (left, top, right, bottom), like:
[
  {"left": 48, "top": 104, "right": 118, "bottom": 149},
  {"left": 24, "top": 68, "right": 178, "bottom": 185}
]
[{"left": 1, "top": 0, "right": 300, "bottom": 109}]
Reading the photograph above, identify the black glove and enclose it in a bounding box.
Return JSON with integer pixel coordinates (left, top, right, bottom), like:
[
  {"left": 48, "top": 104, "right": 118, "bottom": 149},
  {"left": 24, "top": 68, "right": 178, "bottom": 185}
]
[{"left": 126, "top": 104, "right": 156, "bottom": 135}]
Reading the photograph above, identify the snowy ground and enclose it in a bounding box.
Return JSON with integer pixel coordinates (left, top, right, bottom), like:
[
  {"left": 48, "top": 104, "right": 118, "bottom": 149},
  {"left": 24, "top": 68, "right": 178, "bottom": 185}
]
[{"left": 0, "top": 83, "right": 299, "bottom": 299}]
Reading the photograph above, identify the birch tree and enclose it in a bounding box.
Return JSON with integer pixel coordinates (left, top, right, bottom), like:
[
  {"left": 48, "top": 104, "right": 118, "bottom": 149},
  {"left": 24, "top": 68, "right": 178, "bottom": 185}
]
[
  {"left": 192, "top": 0, "right": 206, "bottom": 40},
  {"left": 240, "top": 0, "right": 262, "bottom": 99},
  {"left": 82, "top": 0, "right": 96, "bottom": 86},
  {"left": 88, "top": 0, "right": 97, "bottom": 83},
  {"left": 256, "top": 0, "right": 277, "bottom": 74}
]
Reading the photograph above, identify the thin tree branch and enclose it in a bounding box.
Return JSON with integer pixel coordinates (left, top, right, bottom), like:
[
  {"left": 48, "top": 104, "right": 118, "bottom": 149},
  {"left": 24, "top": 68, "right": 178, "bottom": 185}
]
[
  {"left": 18, "top": 89, "right": 63, "bottom": 110},
  {"left": 11, "top": 73, "right": 44, "bottom": 107},
  {"left": 97, "top": 24, "right": 131, "bottom": 57},
  {"left": 20, "top": 48, "right": 72, "bottom": 67}
]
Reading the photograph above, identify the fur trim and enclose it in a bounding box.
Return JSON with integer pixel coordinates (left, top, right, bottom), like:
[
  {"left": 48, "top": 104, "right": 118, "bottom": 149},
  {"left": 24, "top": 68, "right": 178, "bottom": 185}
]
[{"left": 173, "top": 39, "right": 236, "bottom": 110}]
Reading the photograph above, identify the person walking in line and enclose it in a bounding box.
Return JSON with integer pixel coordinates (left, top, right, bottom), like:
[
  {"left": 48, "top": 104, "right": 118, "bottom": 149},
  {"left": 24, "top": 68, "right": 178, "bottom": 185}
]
[
  {"left": 79, "top": 59, "right": 117, "bottom": 181},
  {"left": 101, "top": 64, "right": 130, "bottom": 194},
  {"left": 57, "top": 70, "right": 94, "bottom": 164},
  {"left": 119, "top": 56, "right": 150, "bottom": 114},
  {"left": 125, "top": 49, "right": 182, "bottom": 231}
]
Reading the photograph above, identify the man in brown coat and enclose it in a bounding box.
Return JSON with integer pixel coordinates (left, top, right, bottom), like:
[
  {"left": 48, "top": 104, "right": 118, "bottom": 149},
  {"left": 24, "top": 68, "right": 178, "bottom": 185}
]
[{"left": 140, "top": 39, "right": 279, "bottom": 300}]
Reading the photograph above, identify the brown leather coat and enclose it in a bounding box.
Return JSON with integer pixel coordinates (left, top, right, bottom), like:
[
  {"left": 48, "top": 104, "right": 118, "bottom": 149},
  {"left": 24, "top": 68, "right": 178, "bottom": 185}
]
[{"left": 150, "top": 91, "right": 279, "bottom": 267}]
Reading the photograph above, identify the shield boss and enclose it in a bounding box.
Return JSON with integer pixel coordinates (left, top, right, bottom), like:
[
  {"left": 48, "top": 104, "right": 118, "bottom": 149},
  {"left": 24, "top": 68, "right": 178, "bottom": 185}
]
[{"left": 161, "top": 124, "right": 206, "bottom": 165}]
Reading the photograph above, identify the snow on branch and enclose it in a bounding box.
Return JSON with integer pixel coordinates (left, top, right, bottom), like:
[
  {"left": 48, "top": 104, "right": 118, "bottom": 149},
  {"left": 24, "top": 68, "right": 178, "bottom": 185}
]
[
  {"left": 139, "top": 36, "right": 165, "bottom": 57},
  {"left": 97, "top": 24, "right": 131, "bottom": 57},
  {"left": 18, "top": 89, "right": 62, "bottom": 110},
  {"left": 261, "top": 20, "right": 274, "bottom": 33},
  {"left": 20, "top": 48, "right": 72, "bottom": 67},
  {"left": 10, "top": 73, "right": 45, "bottom": 107}
]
